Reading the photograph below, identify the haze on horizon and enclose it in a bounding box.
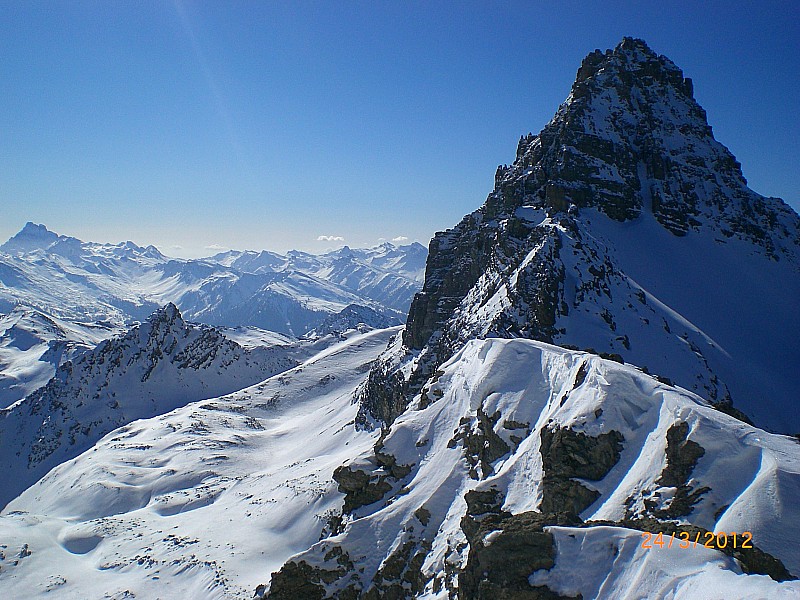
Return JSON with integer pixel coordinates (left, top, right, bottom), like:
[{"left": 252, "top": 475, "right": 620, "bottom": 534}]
[{"left": 2, "top": 1, "right": 798, "bottom": 258}]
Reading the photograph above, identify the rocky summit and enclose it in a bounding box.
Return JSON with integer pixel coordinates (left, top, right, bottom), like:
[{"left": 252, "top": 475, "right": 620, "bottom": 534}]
[{"left": 363, "top": 37, "right": 800, "bottom": 433}]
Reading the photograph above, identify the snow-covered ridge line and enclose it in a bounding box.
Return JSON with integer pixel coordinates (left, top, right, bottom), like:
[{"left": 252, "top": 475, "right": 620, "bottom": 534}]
[
  {"left": 365, "top": 36, "right": 800, "bottom": 434},
  {"left": 0, "top": 306, "right": 119, "bottom": 409},
  {"left": 0, "top": 326, "right": 398, "bottom": 599},
  {"left": 263, "top": 336, "right": 800, "bottom": 598},
  {"left": 0, "top": 303, "right": 299, "bottom": 509}
]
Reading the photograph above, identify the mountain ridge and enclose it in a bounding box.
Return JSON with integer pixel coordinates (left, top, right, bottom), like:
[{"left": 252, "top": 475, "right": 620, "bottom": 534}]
[
  {"left": 0, "top": 303, "right": 298, "bottom": 508},
  {"left": 0, "top": 37, "right": 798, "bottom": 600}
]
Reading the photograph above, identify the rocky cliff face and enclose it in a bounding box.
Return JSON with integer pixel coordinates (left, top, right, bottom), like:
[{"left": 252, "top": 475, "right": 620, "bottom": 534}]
[{"left": 362, "top": 37, "right": 800, "bottom": 432}]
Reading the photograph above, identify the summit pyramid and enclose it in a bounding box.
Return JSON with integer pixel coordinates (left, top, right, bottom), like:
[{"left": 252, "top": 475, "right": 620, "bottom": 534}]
[{"left": 362, "top": 37, "right": 800, "bottom": 434}]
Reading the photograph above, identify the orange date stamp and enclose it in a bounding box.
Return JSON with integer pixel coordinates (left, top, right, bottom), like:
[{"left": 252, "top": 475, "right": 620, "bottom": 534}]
[{"left": 641, "top": 531, "right": 753, "bottom": 550}]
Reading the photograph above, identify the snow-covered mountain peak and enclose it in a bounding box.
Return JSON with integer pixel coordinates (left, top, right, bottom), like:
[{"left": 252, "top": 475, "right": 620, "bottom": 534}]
[
  {"left": 575, "top": 37, "right": 690, "bottom": 92},
  {"left": 1, "top": 222, "right": 67, "bottom": 254},
  {"left": 501, "top": 36, "right": 799, "bottom": 256},
  {"left": 366, "top": 38, "right": 800, "bottom": 433},
  {"left": 144, "top": 300, "right": 182, "bottom": 329}
]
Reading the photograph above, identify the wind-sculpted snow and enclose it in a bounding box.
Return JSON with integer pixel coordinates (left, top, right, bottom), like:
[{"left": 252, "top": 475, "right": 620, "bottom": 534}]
[
  {"left": 264, "top": 337, "right": 800, "bottom": 598},
  {"left": 0, "top": 303, "right": 298, "bottom": 509},
  {"left": 1, "top": 330, "right": 797, "bottom": 598},
  {"left": 0, "top": 327, "right": 396, "bottom": 599}
]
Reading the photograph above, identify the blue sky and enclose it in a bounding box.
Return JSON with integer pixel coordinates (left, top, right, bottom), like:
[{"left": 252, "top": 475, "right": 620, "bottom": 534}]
[{"left": 2, "top": 1, "right": 798, "bottom": 257}]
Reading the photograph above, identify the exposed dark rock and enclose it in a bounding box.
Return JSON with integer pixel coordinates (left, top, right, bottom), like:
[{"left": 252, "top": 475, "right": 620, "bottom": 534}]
[
  {"left": 539, "top": 426, "right": 625, "bottom": 515},
  {"left": 465, "top": 488, "right": 508, "bottom": 518},
  {"left": 572, "top": 362, "right": 589, "bottom": 389},
  {"left": 650, "top": 422, "right": 710, "bottom": 518},
  {"left": 356, "top": 358, "right": 410, "bottom": 427},
  {"left": 333, "top": 434, "right": 414, "bottom": 514},
  {"left": 263, "top": 560, "right": 330, "bottom": 600},
  {"left": 374, "top": 439, "right": 413, "bottom": 480},
  {"left": 414, "top": 507, "right": 431, "bottom": 526},
  {"left": 459, "top": 511, "right": 583, "bottom": 599},
  {"left": 449, "top": 406, "right": 512, "bottom": 479},
  {"left": 460, "top": 488, "right": 513, "bottom": 542},
  {"left": 333, "top": 465, "right": 392, "bottom": 514},
  {"left": 364, "top": 539, "right": 432, "bottom": 599},
  {"left": 712, "top": 401, "right": 755, "bottom": 426},
  {"left": 261, "top": 547, "right": 360, "bottom": 600}
]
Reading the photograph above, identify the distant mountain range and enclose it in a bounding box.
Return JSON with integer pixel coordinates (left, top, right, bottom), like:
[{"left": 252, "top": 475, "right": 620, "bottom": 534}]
[{"left": 0, "top": 223, "right": 426, "bottom": 336}]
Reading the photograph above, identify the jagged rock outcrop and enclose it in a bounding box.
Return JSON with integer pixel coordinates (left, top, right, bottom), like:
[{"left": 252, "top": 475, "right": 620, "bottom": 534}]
[
  {"left": 459, "top": 510, "right": 582, "bottom": 600},
  {"left": 539, "top": 426, "right": 624, "bottom": 515}
]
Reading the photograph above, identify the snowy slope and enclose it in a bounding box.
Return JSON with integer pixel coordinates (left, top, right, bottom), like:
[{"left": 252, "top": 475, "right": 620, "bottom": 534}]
[
  {"left": 1, "top": 36, "right": 797, "bottom": 600},
  {"left": 0, "top": 327, "right": 396, "bottom": 599},
  {"left": 0, "top": 303, "right": 298, "bottom": 509},
  {"left": 263, "top": 337, "right": 800, "bottom": 598},
  {"left": 1, "top": 333, "right": 797, "bottom": 599},
  {"left": 0, "top": 224, "right": 423, "bottom": 335},
  {"left": 0, "top": 307, "right": 117, "bottom": 409}
]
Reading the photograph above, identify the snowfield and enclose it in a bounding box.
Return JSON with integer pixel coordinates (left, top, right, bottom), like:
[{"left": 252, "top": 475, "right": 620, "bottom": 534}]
[{"left": 0, "top": 327, "right": 397, "bottom": 598}]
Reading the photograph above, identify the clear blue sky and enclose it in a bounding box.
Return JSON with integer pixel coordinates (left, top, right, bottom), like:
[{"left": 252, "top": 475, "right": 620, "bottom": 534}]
[{"left": 2, "top": 1, "right": 798, "bottom": 257}]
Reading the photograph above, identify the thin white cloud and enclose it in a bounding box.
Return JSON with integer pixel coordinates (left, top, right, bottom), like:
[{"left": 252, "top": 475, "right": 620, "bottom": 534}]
[
  {"left": 205, "top": 243, "right": 229, "bottom": 251},
  {"left": 317, "top": 235, "right": 345, "bottom": 242},
  {"left": 392, "top": 236, "right": 409, "bottom": 242},
  {"left": 169, "top": 245, "right": 184, "bottom": 250}
]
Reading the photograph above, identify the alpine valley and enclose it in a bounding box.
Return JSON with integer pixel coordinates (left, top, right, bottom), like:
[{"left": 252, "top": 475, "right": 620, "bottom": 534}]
[{"left": 1, "top": 38, "right": 799, "bottom": 600}]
